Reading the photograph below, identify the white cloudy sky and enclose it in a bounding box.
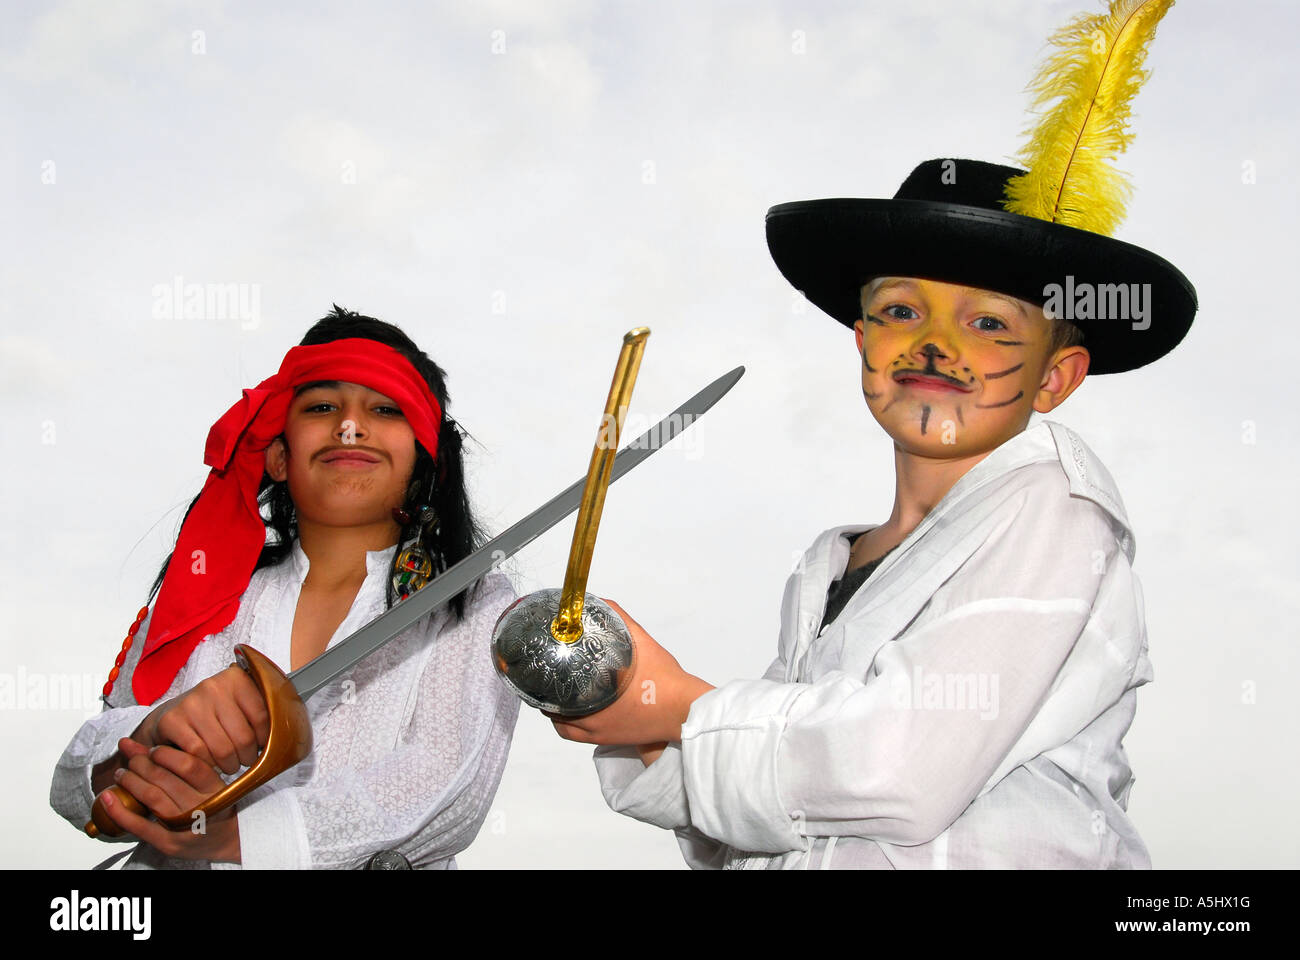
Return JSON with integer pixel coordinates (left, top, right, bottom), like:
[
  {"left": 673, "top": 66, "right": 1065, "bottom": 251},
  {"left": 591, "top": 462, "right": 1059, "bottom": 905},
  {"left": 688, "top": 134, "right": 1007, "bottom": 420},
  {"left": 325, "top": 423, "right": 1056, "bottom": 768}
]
[{"left": 2, "top": 0, "right": 1297, "bottom": 869}]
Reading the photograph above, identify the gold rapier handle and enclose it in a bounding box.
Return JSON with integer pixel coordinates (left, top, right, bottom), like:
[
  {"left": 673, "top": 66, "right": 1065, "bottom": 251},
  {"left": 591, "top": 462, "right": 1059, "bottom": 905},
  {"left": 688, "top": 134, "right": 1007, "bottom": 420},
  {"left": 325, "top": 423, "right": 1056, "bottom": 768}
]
[{"left": 550, "top": 327, "right": 650, "bottom": 644}]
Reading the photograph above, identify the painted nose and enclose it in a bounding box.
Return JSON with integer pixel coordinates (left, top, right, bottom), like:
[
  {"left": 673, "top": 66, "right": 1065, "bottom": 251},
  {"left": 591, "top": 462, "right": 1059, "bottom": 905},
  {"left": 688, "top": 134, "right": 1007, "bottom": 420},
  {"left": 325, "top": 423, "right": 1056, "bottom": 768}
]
[{"left": 919, "top": 342, "right": 952, "bottom": 366}]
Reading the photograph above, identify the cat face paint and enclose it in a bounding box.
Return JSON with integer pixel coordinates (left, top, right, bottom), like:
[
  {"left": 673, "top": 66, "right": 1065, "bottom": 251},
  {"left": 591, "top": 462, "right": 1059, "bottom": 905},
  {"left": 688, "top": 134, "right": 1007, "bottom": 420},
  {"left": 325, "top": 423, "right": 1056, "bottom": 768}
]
[{"left": 855, "top": 277, "right": 1053, "bottom": 457}]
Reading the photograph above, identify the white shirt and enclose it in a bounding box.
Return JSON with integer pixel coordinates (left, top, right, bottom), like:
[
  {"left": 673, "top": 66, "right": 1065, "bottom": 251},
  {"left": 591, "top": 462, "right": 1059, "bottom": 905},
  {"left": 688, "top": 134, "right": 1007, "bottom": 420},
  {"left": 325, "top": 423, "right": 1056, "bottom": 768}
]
[
  {"left": 51, "top": 540, "right": 520, "bottom": 869},
  {"left": 594, "top": 419, "right": 1153, "bottom": 869}
]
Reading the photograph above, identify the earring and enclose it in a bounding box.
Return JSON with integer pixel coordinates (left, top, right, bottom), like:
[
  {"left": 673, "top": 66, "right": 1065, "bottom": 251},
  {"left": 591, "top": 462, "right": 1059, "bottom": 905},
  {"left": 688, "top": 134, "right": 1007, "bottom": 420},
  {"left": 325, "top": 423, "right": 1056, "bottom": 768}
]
[
  {"left": 392, "top": 504, "right": 439, "bottom": 600},
  {"left": 393, "top": 540, "right": 434, "bottom": 600}
]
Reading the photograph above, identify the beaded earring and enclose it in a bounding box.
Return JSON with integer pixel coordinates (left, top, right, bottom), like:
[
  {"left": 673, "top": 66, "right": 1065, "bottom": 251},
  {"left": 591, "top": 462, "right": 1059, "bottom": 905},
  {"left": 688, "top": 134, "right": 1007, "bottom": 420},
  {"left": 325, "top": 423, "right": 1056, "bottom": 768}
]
[
  {"left": 391, "top": 475, "right": 440, "bottom": 601},
  {"left": 391, "top": 426, "right": 449, "bottom": 601}
]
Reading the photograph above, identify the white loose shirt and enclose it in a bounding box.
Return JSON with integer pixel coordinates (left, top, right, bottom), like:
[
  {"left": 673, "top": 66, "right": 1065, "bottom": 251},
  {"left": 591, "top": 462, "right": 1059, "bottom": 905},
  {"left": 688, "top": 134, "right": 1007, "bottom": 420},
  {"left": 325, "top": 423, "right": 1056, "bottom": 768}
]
[
  {"left": 595, "top": 419, "right": 1154, "bottom": 869},
  {"left": 51, "top": 541, "right": 520, "bottom": 869}
]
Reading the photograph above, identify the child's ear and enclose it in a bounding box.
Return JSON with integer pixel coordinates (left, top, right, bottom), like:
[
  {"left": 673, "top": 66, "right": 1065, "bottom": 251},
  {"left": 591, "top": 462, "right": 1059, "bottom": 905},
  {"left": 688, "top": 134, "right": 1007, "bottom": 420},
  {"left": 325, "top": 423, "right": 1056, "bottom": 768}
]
[
  {"left": 265, "top": 437, "right": 288, "bottom": 482},
  {"left": 1033, "top": 346, "right": 1090, "bottom": 414},
  {"left": 854, "top": 319, "right": 865, "bottom": 355}
]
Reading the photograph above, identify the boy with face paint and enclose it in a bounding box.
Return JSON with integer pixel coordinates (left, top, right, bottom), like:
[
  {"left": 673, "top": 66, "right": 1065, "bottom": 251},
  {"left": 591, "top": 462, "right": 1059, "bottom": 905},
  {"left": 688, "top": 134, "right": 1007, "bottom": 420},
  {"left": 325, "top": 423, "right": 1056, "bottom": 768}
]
[
  {"left": 548, "top": 155, "right": 1196, "bottom": 858},
  {"left": 539, "top": 1, "right": 1196, "bottom": 867},
  {"left": 547, "top": 155, "right": 1196, "bottom": 868}
]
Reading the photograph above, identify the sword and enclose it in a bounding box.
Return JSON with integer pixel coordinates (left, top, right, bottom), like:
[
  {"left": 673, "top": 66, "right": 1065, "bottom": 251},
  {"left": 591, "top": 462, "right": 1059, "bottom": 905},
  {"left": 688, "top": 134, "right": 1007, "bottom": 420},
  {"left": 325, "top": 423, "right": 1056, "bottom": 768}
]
[{"left": 86, "top": 363, "right": 745, "bottom": 839}]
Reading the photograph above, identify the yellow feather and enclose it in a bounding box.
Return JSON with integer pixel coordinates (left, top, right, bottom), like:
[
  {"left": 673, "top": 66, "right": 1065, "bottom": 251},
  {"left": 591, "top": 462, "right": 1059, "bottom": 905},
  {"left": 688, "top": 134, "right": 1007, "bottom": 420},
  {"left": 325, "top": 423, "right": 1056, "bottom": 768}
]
[{"left": 1003, "top": 0, "right": 1175, "bottom": 235}]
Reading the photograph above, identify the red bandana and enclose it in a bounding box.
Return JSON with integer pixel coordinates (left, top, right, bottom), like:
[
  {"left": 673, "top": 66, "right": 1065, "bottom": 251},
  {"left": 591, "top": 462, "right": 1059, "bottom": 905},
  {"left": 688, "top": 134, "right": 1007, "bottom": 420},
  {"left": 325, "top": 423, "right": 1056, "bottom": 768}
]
[{"left": 132, "top": 338, "right": 442, "bottom": 705}]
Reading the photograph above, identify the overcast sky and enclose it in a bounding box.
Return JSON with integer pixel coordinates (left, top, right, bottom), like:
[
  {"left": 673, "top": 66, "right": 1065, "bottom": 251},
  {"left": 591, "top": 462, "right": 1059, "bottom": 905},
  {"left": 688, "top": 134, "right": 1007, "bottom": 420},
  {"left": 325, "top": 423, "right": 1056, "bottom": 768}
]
[{"left": 3, "top": 0, "right": 1297, "bottom": 869}]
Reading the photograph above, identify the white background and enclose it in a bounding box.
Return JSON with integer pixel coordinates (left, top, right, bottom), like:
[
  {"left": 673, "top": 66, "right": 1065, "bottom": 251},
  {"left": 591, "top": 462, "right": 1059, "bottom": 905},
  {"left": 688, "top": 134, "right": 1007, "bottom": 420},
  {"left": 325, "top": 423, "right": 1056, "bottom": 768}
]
[{"left": 2, "top": 0, "right": 1296, "bottom": 869}]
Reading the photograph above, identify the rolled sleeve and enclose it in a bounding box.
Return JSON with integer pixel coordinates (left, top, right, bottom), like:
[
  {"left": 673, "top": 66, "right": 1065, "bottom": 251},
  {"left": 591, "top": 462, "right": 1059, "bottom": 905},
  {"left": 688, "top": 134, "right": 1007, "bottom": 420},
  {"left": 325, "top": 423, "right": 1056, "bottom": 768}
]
[
  {"left": 593, "top": 743, "right": 736, "bottom": 870},
  {"left": 49, "top": 704, "right": 155, "bottom": 830},
  {"left": 679, "top": 680, "right": 812, "bottom": 853},
  {"left": 591, "top": 652, "right": 801, "bottom": 863},
  {"left": 593, "top": 743, "right": 690, "bottom": 830}
]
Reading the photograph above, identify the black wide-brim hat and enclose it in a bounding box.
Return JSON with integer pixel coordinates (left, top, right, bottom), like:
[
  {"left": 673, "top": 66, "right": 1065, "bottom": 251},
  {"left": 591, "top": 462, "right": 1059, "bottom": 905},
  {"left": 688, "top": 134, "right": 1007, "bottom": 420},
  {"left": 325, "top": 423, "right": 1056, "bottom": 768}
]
[{"left": 765, "top": 158, "right": 1197, "bottom": 375}]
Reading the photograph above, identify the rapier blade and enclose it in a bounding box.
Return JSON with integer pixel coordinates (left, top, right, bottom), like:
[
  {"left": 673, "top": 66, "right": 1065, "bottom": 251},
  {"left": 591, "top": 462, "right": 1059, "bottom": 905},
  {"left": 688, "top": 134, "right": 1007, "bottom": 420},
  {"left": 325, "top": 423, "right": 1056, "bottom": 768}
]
[{"left": 288, "top": 365, "right": 744, "bottom": 701}]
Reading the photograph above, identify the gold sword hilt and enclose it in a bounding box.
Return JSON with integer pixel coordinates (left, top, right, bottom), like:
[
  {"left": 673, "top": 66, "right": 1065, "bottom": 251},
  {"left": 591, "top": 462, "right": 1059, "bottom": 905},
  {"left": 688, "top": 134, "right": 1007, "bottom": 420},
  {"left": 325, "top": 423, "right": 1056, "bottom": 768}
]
[{"left": 550, "top": 327, "right": 650, "bottom": 644}]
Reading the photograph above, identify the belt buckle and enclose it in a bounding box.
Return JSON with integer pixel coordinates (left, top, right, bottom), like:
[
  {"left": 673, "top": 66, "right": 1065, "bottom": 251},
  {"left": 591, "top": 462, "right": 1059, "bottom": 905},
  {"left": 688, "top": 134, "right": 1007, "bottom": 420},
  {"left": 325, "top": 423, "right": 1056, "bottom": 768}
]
[{"left": 365, "top": 850, "right": 411, "bottom": 870}]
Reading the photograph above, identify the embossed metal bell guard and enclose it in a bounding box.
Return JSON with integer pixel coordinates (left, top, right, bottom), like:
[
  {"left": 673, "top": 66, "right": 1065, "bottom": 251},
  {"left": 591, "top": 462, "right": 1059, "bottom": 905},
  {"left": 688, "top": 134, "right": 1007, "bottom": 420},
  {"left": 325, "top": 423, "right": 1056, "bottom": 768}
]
[{"left": 492, "top": 589, "right": 635, "bottom": 716}]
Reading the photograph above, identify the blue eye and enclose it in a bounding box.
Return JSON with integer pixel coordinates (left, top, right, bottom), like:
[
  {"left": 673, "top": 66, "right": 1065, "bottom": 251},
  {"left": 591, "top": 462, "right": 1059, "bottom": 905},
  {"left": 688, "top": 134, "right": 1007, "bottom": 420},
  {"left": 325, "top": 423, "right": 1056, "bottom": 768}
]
[
  {"left": 883, "top": 305, "right": 918, "bottom": 321},
  {"left": 973, "top": 316, "right": 1007, "bottom": 331}
]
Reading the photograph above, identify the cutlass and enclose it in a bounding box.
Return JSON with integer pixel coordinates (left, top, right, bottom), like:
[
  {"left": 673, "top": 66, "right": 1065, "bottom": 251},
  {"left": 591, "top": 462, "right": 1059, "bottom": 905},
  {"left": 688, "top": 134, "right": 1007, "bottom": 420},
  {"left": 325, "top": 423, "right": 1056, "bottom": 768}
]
[{"left": 86, "top": 363, "right": 745, "bottom": 839}]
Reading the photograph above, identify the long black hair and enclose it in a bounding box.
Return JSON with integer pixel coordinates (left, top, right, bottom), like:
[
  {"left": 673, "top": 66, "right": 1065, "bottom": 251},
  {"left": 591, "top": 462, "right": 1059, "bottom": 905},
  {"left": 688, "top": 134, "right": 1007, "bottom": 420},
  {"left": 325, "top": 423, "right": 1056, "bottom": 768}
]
[{"left": 146, "top": 305, "right": 486, "bottom": 621}]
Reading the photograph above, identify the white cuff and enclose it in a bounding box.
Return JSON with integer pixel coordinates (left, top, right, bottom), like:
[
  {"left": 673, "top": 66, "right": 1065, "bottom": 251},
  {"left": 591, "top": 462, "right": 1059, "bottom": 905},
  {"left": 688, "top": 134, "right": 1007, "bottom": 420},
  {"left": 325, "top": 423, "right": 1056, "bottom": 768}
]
[
  {"left": 593, "top": 743, "right": 690, "bottom": 830},
  {"left": 679, "top": 680, "right": 810, "bottom": 854},
  {"left": 50, "top": 705, "right": 154, "bottom": 827}
]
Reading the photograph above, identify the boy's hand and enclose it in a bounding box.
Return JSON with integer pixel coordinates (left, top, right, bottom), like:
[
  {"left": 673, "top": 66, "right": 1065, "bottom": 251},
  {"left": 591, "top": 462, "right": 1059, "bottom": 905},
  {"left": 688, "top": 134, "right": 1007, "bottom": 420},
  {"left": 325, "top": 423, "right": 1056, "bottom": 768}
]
[
  {"left": 99, "top": 738, "right": 240, "bottom": 862},
  {"left": 547, "top": 599, "right": 714, "bottom": 747},
  {"left": 133, "top": 664, "right": 269, "bottom": 774}
]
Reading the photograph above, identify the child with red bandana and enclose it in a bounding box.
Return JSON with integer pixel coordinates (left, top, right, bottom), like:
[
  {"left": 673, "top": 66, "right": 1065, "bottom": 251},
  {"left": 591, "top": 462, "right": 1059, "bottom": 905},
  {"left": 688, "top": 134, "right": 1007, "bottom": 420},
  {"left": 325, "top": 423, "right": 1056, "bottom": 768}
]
[{"left": 51, "top": 307, "right": 520, "bottom": 869}]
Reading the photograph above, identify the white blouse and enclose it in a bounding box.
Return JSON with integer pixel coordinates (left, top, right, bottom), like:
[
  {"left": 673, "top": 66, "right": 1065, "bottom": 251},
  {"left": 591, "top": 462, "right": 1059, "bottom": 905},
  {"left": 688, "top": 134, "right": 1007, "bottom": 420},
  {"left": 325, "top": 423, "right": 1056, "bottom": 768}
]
[
  {"left": 50, "top": 540, "right": 520, "bottom": 869},
  {"left": 594, "top": 419, "right": 1154, "bottom": 869}
]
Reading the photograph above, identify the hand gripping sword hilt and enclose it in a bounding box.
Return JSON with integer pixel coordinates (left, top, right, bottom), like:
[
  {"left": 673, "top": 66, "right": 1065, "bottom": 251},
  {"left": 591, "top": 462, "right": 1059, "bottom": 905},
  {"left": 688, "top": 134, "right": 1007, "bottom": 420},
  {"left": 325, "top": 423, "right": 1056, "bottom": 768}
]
[{"left": 84, "top": 644, "right": 313, "bottom": 840}]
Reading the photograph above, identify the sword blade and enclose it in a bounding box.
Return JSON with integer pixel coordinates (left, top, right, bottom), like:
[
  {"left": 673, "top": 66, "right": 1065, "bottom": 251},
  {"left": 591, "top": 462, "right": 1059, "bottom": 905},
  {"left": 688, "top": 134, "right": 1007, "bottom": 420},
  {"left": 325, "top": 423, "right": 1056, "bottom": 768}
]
[{"left": 288, "top": 365, "right": 744, "bottom": 701}]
